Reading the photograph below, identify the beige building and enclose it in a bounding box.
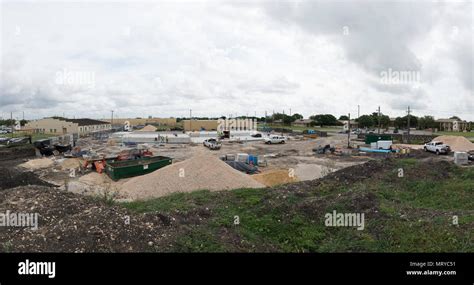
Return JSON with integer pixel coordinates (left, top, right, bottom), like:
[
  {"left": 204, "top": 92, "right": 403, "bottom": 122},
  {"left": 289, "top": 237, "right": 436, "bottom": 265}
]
[
  {"left": 183, "top": 120, "right": 218, "bottom": 131},
  {"left": 103, "top": 118, "right": 177, "bottom": 127},
  {"left": 26, "top": 118, "right": 111, "bottom": 135},
  {"left": 436, "top": 119, "right": 471, "bottom": 132}
]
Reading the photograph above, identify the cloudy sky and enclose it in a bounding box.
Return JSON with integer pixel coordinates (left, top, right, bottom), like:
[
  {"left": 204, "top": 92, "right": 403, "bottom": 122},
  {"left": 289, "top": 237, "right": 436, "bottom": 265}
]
[{"left": 1, "top": 0, "right": 473, "bottom": 121}]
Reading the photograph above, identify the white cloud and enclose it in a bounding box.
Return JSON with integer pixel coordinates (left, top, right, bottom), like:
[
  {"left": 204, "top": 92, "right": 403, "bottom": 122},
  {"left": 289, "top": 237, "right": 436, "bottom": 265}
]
[{"left": 0, "top": 0, "right": 472, "bottom": 121}]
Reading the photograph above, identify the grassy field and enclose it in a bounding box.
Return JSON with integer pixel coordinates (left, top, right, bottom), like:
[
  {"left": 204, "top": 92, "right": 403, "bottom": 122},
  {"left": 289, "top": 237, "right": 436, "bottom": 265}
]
[{"left": 122, "top": 158, "right": 474, "bottom": 252}]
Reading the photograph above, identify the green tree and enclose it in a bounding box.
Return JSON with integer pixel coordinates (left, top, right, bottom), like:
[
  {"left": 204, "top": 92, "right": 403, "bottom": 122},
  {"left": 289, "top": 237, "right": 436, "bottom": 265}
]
[
  {"left": 339, "top": 115, "right": 349, "bottom": 120},
  {"left": 357, "top": 115, "right": 375, "bottom": 128},
  {"left": 418, "top": 116, "right": 436, "bottom": 130},
  {"left": 309, "top": 114, "right": 339, "bottom": 127},
  {"left": 291, "top": 113, "right": 303, "bottom": 121}
]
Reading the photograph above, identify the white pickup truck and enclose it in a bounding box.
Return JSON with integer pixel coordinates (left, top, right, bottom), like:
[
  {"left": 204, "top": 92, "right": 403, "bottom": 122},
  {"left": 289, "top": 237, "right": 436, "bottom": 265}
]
[
  {"left": 424, "top": 141, "right": 451, "bottom": 155},
  {"left": 203, "top": 138, "right": 221, "bottom": 150},
  {"left": 264, "top": 135, "right": 286, "bottom": 144}
]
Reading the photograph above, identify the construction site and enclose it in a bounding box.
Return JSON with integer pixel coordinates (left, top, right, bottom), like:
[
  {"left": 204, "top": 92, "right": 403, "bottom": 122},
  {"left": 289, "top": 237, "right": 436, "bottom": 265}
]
[{"left": 1, "top": 122, "right": 473, "bottom": 252}]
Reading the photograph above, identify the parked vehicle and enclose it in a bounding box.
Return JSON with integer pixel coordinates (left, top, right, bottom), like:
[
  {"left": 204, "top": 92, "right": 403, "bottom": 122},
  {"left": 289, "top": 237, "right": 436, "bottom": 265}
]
[
  {"left": 0, "top": 130, "right": 8, "bottom": 134},
  {"left": 264, "top": 135, "right": 286, "bottom": 144},
  {"left": 424, "top": 141, "right": 451, "bottom": 155},
  {"left": 203, "top": 138, "right": 222, "bottom": 150}
]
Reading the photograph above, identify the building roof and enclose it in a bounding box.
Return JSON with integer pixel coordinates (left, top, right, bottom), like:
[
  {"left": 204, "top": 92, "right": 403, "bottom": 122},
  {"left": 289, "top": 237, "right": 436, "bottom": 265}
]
[
  {"left": 64, "top": 118, "right": 110, "bottom": 126},
  {"left": 435, "top": 119, "right": 466, "bottom": 123}
]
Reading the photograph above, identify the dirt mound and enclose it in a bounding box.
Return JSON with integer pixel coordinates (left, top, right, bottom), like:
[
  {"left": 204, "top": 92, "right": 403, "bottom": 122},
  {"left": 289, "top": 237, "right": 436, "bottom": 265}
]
[
  {"left": 59, "top": 158, "right": 82, "bottom": 170},
  {"left": 0, "top": 167, "right": 53, "bottom": 190},
  {"left": 0, "top": 186, "right": 176, "bottom": 252},
  {"left": 252, "top": 169, "right": 298, "bottom": 186},
  {"left": 433, "top": 135, "right": 474, "bottom": 152},
  {"left": 19, "top": 158, "right": 54, "bottom": 170},
  {"left": 321, "top": 160, "right": 385, "bottom": 185},
  {"left": 136, "top": 125, "right": 157, "bottom": 132},
  {"left": 120, "top": 153, "right": 264, "bottom": 200},
  {"left": 0, "top": 145, "right": 36, "bottom": 161}
]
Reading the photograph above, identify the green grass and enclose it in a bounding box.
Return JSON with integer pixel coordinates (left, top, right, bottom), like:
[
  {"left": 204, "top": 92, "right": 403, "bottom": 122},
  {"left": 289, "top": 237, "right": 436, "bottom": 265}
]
[{"left": 121, "top": 158, "right": 474, "bottom": 252}]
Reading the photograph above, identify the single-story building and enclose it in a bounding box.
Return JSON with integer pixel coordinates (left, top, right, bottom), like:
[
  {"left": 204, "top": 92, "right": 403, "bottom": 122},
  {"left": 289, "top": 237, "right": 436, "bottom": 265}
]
[
  {"left": 26, "top": 118, "right": 111, "bottom": 135},
  {"left": 436, "top": 119, "right": 471, "bottom": 132}
]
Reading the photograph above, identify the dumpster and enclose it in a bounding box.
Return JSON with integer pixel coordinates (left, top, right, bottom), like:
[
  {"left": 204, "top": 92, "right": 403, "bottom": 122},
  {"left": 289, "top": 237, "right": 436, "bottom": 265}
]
[
  {"left": 365, "top": 134, "right": 392, "bottom": 144},
  {"left": 105, "top": 156, "right": 172, "bottom": 181}
]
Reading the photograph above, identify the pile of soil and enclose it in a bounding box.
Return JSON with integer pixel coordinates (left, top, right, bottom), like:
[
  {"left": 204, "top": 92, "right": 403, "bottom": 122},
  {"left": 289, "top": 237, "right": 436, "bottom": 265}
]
[
  {"left": 0, "top": 186, "right": 177, "bottom": 252},
  {"left": 319, "top": 159, "right": 386, "bottom": 185},
  {"left": 433, "top": 135, "right": 474, "bottom": 152},
  {"left": 0, "top": 167, "right": 53, "bottom": 190},
  {"left": 19, "top": 158, "right": 54, "bottom": 170},
  {"left": 252, "top": 169, "right": 298, "bottom": 186},
  {"left": 120, "top": 153, "right": 264, "bottom": 200},
  {"left": 0, "top": 145, "right": 36, "bottom": 161},
  {"left": 136, "top": 125, "right": 157, "bottom": 132},
  {"left": 59, "top": 158, "right": 82, "bottom": 170}
]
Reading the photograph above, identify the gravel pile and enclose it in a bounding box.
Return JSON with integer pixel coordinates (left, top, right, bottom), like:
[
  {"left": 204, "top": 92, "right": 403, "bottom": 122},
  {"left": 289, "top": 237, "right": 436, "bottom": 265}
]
[
  {"left": 120, "top": 153, "right": 264, "bottom": 200},
  {"left": 433, "top": 135, "right": 474, "bottom": 152},
  {"left": 18, "top": 158, "right": 54, "bottom": 170}
]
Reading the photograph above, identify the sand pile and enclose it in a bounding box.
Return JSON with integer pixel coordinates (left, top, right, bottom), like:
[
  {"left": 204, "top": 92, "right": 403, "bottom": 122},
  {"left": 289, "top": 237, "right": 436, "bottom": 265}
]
[
  {"left": 252, "top": 169, "right": 298, "bottom": 187},
  {"left": 433, "top": 135, "right": 474, "bottom": 152},
  {"left": 19, "top": 158, "right": 54, "bottom": 170},
  {"left": 120, "top": 153, "right": 264, "bottom": 200},
  {"left": 137, "top": 125, "right": 157, "bottom": 132},
  {"left": 60, "top": 158, "right": 82, "bottom": 170}
]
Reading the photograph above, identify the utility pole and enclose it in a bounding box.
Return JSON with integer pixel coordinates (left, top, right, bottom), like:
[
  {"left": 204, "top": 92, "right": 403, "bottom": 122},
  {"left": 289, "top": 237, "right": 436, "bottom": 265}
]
[
  {"left": 189, "top": 109, "right": 192, "bottom": 132},
  {"left": 347, "top": 113, "right": 351, "bottom": 148},
  {"left": 377, "top": 106, "right": 381, "bottom": 134},
  {"left": 10, "top": 112, "right": 14, "bottom": 138},
  {"left": 407, "top": 106, "right": 411, "bottom": 143},
  {"left": 111, "top": 110, "right": 114, "bottom": 126},
  {"left": 357, "top": 105, "right": 360, "bottom": 119},
  {"left": 290, "top": 108, "right": 292, "bottom": 116}
]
